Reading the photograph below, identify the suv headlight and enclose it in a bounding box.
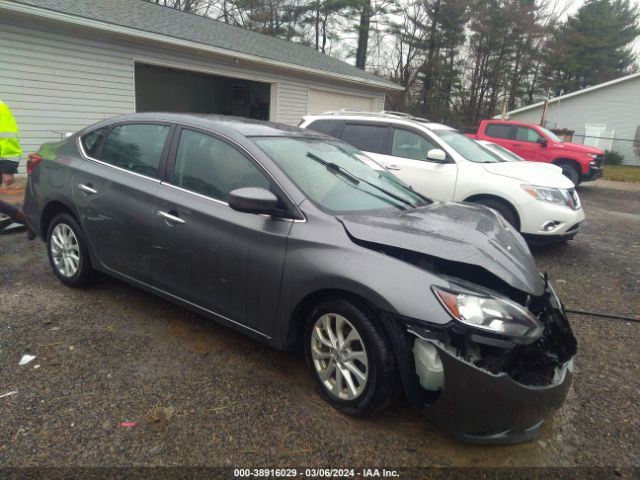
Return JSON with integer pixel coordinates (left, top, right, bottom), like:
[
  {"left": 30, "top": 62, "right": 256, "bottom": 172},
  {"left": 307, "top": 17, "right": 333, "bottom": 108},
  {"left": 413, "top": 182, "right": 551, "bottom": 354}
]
[
  {"left": 522, "top": 185, "right": 573, "bottom": 208},
  {"left": 433, "top": 287, "right": 543, "bottom": 341}
]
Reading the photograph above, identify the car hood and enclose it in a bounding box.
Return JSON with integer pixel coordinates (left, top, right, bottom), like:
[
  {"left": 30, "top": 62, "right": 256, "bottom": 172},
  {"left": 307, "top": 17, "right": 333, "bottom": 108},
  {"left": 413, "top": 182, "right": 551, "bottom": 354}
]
[
  {"left": 557, "top": 142, "right": 604, "bottom": 155},
  {"left": 482, "top": 162, "right": 574, "bottom": 188},
  {"left": 338, "top": 202, "right": 544, "bottom": 296}
]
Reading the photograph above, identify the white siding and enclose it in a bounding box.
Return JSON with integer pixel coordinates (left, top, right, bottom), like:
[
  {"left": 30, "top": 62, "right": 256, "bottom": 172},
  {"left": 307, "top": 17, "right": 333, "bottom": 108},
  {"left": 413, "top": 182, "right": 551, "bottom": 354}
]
[
  {"left": 508, "top": 77, "right": 640, "bottom": 165},
  {"left": 0, "top": 15, "right": 389, "bottom": 172}
]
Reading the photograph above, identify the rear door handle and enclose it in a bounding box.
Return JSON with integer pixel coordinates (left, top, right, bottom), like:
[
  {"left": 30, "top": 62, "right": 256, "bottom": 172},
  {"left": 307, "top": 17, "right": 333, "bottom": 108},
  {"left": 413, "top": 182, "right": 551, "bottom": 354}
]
[
  {"left": 158, "top": 210, "right": 186, "bottom": 225},
  {"left": 385, "top": 165, "right": 401, "bottom": 171},
  {"left": 78, "top": 184, "right": 98, "bottom": 195},
  {"left": 511, "top": 143, "right": 522, "bottom": 147}
]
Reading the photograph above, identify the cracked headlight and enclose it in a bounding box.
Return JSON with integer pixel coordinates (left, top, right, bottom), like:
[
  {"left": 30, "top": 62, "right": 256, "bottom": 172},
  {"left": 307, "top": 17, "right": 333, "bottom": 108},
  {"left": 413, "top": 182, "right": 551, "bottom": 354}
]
[
  {"left": 433, "top": 287, "right": 544, "bottom": 341},
  {"left": 522, "top": 185, "right": 573, "bottom": 208}
]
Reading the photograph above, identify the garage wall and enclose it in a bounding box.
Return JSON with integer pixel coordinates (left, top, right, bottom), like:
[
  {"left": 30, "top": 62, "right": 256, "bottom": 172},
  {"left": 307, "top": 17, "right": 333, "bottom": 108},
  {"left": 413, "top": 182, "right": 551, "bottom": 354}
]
[
  {"left": 0, "top": 15, "right": 388, "bottom": 173},
  {"left": 307, "top": 89, "right": 374, "bottom": 114}
]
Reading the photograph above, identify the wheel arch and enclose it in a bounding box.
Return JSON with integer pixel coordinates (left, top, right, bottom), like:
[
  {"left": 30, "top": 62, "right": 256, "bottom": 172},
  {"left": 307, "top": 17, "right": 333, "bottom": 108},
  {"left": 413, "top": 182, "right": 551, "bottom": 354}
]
[
  {"left": 40, "top": 200, "right": 77, "bottom": 241},
  {"left": 463, "top": 193, "right": 521, "bottom": 230},
  {"left": 552, "top": 158, "right": 583, "bottom": 174},
  {"left": 284, "top": 288, "right": 389, "bottom": 353}
]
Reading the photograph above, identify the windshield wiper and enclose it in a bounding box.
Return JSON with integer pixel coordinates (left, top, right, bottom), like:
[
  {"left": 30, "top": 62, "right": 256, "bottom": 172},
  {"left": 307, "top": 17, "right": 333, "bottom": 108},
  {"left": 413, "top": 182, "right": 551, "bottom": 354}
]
[
  {"left": 307, "top": 152, "right": 416, "bottom": 209},
  {"left": 306, "top": 153, "right": 360, "bottom": 184}
]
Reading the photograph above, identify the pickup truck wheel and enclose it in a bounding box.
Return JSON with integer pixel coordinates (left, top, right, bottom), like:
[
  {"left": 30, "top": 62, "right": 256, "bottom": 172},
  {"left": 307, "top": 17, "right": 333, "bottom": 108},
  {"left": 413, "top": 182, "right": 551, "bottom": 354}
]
[
  {"left": 472, "top": 198, "right": 520, "bottom": 230},
  {"left": 559, "top": 163, "right": 581, "bottom": 186},
  {"left": 304, "top": 298, "right": 399, "bottom": 417}
]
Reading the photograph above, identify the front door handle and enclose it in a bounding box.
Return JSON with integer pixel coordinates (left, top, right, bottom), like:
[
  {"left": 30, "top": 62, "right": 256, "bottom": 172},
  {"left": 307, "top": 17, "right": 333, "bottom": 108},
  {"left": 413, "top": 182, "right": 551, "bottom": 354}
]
[
  {"left": 511, "top": 143, "right": 523, "bottom": 147},
  {"left": 385, "top": 165, "right": 401, "bottom": 171},
  {"left": 78, "top": 184, "right": 98, "bottom": 195},
  {"left": 158, "top": 210, "right": 186, "bottom": 225}
]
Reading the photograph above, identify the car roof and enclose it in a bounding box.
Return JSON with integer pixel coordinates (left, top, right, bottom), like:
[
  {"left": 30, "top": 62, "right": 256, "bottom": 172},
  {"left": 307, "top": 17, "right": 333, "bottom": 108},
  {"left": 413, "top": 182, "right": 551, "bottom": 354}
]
[
  {"left": 483, "top": 119, "right": 540, "bottom": 128},
  {"left": 89, "top": 112, "right": 329, "bottom": 139},
  {"left": 304, "top": 112, "right": 456, "bottom": 132}
]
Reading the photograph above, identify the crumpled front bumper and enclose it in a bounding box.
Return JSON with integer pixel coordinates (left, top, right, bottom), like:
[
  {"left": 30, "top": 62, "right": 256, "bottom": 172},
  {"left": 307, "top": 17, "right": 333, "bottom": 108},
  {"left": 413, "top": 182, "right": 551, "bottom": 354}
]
[
  {"left": 417, "top": 342, "right": 573, "bottom": 444},
  {"left": 385, "top": 285, "right": 576, "bottom": 445}
]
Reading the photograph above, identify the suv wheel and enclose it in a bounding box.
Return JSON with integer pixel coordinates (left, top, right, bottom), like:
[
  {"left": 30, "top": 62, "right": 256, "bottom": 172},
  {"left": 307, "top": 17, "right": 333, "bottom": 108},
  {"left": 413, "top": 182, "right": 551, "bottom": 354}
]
[
  {"left": 47, "top": 213, "right": 94, "bottom": 287},
  {"left": 304, "top": 298, "right": 399, "bottom": 416},
  {"left": 473, "top": 198, "right": 520, "bottom": 230}
]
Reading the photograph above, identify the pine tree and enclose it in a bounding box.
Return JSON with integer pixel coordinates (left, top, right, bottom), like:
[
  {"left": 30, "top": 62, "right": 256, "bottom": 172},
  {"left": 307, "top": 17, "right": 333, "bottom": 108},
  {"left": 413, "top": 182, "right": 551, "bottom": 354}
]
[{"left": 544, "top": 0, "right": 640, "bottom": 95}]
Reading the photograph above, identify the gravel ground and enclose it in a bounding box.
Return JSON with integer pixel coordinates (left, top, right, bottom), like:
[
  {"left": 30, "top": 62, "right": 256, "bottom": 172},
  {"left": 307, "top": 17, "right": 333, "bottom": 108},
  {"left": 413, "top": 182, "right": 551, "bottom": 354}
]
[{"left": 0, "top": 181, "right": 639, "bottom": 470}]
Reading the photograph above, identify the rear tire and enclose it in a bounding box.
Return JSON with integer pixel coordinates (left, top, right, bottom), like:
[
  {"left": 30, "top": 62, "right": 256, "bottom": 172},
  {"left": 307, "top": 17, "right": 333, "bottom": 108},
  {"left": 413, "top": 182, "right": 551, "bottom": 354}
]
[
  {"left": 303, "top": 298, "right": 399, "bottom": 417},
  {"left": 46, "top": 213, "right": 94, "bottom": 288},
  {"left": 559, "top": 162, "right": 581, "bottom": 186},
  {"left": 472, "top": 198, "right": 520, "bottom": 230}
]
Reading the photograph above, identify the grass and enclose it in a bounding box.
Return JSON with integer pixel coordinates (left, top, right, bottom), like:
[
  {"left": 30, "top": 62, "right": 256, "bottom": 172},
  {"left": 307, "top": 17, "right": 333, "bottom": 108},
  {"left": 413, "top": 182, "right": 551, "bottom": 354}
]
[{"left": 603, "top": 164, "right": 640, "bottom": 183}]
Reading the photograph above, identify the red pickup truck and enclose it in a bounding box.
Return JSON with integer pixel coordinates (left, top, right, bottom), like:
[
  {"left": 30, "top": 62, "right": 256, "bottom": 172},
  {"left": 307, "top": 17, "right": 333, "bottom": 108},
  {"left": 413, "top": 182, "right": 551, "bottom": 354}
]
[{"left": 469, "top": 119, "right": 604, "bottom": 185}]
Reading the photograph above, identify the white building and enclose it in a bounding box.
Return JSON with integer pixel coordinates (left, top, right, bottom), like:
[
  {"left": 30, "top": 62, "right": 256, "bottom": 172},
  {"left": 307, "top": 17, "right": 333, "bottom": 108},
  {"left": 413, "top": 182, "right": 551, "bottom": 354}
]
[{"left": 0, "top": 0, "right": 401, "bottom": 172}]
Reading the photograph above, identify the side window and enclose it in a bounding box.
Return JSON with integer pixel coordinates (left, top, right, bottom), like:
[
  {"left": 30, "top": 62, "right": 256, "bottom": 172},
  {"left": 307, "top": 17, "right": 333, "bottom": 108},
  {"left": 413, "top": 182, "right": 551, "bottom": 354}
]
[
  {"left": 80, "top": 127, "right": 109, "bottom": 158},
  {"left": 100, "top": 124, "right": 170, "bottom": 178},
  {"left": 306, "top": 120, "right": 340, "bottom": 137},
  {"left": 391, "top": 129, "right": 438, "bottom": 160},
  {"left": 515, "top": 127, "right": 542, "bottom": 143},
  {"left": 485, "top": 124, "right": 511, "bottom": 139},
  {"left": 340, "top": 124, "right": 388, "bottom": 154},
  {"left": 173, "top": 129, "right": 271, "bottom": 202}
]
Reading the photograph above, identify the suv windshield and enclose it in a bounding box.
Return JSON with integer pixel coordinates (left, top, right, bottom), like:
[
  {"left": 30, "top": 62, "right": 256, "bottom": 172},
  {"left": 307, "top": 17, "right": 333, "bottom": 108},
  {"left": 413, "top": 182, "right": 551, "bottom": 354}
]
[
  {"left": 254, "top": 137, "right": 428, "bottom": 214},
  {"left": 433, "top": 130, "right": 500, "bottom": 163}
]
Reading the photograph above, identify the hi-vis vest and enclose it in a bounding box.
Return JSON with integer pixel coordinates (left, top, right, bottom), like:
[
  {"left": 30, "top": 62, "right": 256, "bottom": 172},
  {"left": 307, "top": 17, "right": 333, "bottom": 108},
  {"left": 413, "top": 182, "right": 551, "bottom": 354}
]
[{"left": 0, "top": 100, "right": 22, "bottom": 161}]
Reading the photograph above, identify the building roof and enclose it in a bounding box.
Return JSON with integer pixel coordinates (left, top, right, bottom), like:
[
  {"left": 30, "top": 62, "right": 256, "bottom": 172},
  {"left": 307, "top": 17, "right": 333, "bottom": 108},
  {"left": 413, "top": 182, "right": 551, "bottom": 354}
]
[
  {"left": 506, "top": 72, "right": 640, "bottom": 116},
  {"left": 2, "top": 0, "right": 401, "bottom": 91}
]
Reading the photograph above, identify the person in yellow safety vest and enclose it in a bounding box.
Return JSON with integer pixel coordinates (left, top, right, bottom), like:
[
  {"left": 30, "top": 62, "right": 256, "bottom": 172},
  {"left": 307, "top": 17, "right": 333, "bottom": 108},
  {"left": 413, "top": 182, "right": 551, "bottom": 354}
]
[
  {"left": 0, "top": 99, "right": 24, "bottom": 229},
  {"left": 0, "top": 99, "right": 22, "bottom": 186}
]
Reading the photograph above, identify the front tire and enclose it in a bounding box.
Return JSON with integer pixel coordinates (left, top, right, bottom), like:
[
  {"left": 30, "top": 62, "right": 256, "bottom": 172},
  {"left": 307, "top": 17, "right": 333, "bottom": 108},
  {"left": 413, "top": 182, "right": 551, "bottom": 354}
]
[
  {"left": 303, "top": 298, "right": 399, "bottom": 417},
  {"left": 472, "top": 198, "right": 520, "bottom": 230},
  {"left": 559, "top": 163, "right": 581, "bottom": 186},
  {"left": 47, "top": 213, "right": 94, "bottom": 288}
]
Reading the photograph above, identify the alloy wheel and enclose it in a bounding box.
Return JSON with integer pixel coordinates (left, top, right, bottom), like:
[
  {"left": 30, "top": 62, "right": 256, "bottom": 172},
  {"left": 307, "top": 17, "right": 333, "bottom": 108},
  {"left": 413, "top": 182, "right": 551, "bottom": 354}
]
[
  {"left": 310, "top": 313, "right": 369, "bottom": 400},
  {"left": 50, "top": 223, "right": 80, "bottom": 278}
]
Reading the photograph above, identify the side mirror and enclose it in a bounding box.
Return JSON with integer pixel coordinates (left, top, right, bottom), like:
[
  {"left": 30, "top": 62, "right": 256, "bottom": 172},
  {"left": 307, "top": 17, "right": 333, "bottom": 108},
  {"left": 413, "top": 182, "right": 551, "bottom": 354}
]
[
  {"left": 426, "top": 148, "right": 449, "bottom": 163},
  {"left": 228, "top": 187, "right": 279, "bottom": 215},
  {"left": 536, "top": 137, "right": 548, "bottom": 147}
]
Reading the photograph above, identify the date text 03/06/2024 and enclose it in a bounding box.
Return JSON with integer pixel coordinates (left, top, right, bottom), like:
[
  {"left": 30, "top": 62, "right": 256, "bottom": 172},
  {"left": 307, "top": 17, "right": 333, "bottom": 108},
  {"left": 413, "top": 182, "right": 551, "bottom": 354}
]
[{"left": 233, "top": 468, "right": 400, "bottom": 477}]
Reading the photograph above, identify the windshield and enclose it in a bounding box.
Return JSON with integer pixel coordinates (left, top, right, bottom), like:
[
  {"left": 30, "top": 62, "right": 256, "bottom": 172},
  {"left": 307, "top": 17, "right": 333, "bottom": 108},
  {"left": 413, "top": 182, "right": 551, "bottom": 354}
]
[
  {"left": 483, "top": 142, "right": 524, "bottom": 162},
  {"left": 539, "top": 126, "right": 562, "bottom": 143},
  {"left": 433, "top": 130, "right": 500, "bottom": 163},
  {"left": 254, "top": 137, "right": 428, "bottom": 214}
]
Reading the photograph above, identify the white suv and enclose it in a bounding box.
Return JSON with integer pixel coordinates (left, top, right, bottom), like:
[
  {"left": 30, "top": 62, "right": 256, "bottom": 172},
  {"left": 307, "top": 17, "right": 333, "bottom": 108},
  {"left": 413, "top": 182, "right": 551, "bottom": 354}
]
[{"left": 299, "top": 111, "right": 585, "bottom": 244}]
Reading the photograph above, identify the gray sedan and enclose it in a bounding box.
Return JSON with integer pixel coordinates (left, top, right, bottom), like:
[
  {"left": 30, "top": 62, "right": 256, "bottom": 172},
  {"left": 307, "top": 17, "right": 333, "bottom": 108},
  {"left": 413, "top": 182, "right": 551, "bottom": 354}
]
[{"left": 22, "top": 114, "right": 576, "bottom": 444}]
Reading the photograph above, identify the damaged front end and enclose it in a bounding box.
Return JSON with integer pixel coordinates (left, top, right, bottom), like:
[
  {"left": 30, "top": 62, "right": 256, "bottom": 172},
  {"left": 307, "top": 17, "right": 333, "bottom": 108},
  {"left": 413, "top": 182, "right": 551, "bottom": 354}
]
[{"left": 386, "top": 278, "right": 577, "bottom": 445}]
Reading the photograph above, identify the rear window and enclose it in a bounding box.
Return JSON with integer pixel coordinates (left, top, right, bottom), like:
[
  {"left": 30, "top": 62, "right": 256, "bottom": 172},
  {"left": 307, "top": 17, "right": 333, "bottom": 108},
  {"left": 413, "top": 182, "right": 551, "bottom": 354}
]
[
  {"left": 80, "top": 127, "right": 109, "bottom": 158},
  {"left": 340, "top": 124, "right": 388, "bottom": 154},
  {"left": 306, "top": 119, "right": 341, "bottom": 137},
  {"left": 100, "top": 123, "right": 170, "bottom": 178},
  {"left": 485, "top": 124, "right": 511, "bottom": 139}
]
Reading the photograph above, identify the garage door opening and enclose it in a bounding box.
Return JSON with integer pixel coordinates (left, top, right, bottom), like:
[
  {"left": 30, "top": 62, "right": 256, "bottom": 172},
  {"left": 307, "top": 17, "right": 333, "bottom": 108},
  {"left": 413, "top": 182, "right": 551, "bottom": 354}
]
[{"left": 135, "top": 63, "right": 270, "bottom": 120}]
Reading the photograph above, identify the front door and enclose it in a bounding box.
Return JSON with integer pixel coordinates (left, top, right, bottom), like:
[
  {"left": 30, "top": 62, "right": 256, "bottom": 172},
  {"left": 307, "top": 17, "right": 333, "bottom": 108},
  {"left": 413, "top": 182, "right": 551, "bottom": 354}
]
[
  {"left": 368, "top": 127, "right": 458, "bottom": 201},
  {"left": 73, "top": 123, "right": 172, "bottom": 283},
  {"left": 509, "top": 126, "right": 545, "bottom": 162},
  {"left": 151, "top": 127, "right": 292, "bottom": 335}
]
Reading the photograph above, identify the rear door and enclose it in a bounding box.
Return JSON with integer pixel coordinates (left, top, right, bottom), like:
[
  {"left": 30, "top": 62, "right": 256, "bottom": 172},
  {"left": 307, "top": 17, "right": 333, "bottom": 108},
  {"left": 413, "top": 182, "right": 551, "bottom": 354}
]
[
  {"left": 151, "top": 127, "right": 292, "bottom": 335},
  {"left": 74, "top": 122, "right": 172, "bottom": 283},
  {"left": 347, "top": 125, "right": 458, "bottom": 201}
]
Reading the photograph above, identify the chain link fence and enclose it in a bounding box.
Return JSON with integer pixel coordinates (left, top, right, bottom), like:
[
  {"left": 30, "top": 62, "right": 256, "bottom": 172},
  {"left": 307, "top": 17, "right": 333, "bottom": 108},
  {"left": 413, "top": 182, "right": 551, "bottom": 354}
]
[{"left": 570, "top": 134, "right": 640, "bottom": 166}]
